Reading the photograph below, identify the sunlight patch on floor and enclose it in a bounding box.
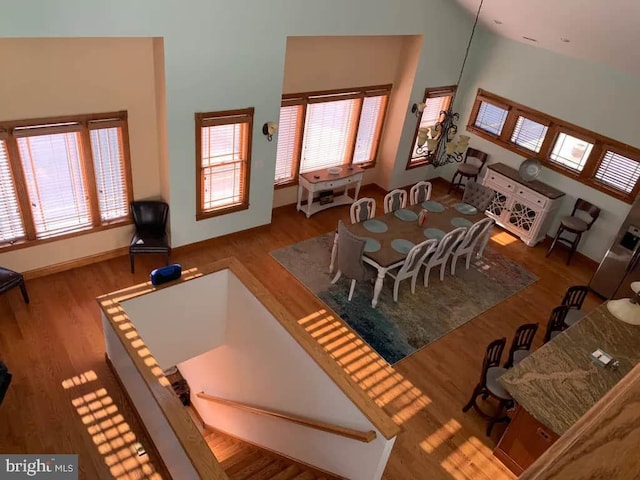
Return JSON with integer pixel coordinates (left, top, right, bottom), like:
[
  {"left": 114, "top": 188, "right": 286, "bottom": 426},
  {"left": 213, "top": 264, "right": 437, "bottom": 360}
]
[
  {"left": 62, "top": 370, "right": 98, "bottom": 390},
  {"left": 490, "top": 231, "right": 518, "bottom": 246},
  {"left": 420, "top": 419, "right": 461, "bottom": 453},
  {"left": 441, "top": 435, "right": 509, "bottom": 479}
]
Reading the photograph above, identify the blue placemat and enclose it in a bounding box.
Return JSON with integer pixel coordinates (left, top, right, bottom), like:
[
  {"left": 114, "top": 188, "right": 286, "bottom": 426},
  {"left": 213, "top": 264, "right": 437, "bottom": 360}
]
[
  {"left": 423, "top": 228, "right": 446, "bottom": 240},
  {"left": 363, "top": 219, "right": 388, "bottom": 233},
  {"left": 454, "top": 203, "right": 478, "bottom": 215},
  {"left": 364, "top": 238, "right": 381, "bottom": 253},
  {"left": 391, "top": 238, "right": 414, "bottom": 254},
  {"left": 421, "top": 200, "right": 445, "bottom": 213},
  {"left": 451, "top": 217, "right": 474, "bottom": 228},
  {"left": 394, "top": 208, "right": 418, "bottom": 221}
]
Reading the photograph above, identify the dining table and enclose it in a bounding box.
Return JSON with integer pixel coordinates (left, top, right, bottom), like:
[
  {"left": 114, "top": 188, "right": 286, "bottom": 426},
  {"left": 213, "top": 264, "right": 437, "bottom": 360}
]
[{"left": 330, "top": 199, "right": 488, "bottom": 307}]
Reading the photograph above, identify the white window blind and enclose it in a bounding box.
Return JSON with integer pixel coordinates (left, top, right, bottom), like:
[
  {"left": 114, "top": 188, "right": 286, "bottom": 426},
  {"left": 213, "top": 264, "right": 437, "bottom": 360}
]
[
  {"left": 510, "top": 116, "right": 548, "bottom": 153},
  {"left": 474, "top": 101, "right": 508, "bottom": 136},
  {"left": 594, "top": 151, "right": 640, "bottom": 194},
  {"left": 274, "top": 105, "right": 301, "bottom": 184},
  {"left": 353, "top": 95, "right": 387, "bottom": 165},
  {"left": 90, "top": 126, "right": 129, "bottom": 221},
  {"left": 419, "top": 96, "right": 449, "bottom": 131},
  {"left": 550, "top": 132, "right": 593, "bottom": 172},
  {"left": 300, "top": 99, "right": 357, "bottom": 173},
  {"left": 200, "top": 122, "right": 248, "bottom": 211},
  {"left": 18, "top": 132, "right": 92, "bottom": 238},
  {"left": 0, "top": 139, "right": 25, "bottom": 244}
]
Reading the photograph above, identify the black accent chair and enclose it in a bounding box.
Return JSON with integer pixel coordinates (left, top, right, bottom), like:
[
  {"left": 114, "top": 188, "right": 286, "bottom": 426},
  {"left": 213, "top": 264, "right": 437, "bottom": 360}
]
[
  {"left": 462, "top": 338, "right": 513, "bottom": 436},
  {"left": 129, "top": 201, "right": 170, "bottom": 274},
  {"left": 544, "top": 305, "right": 570, "bottom": 343},
  {"left": 546, "top": 198, "right": 601, "bottom": 265},
  {"left": 503, "top": 323, "right": 538, "bottom": 369},
  {"left": 0, "top": 267, "right": 29, "bottom": 304},
  {"left": 561, "top": 285, "right": 589, "bottom": 327}
]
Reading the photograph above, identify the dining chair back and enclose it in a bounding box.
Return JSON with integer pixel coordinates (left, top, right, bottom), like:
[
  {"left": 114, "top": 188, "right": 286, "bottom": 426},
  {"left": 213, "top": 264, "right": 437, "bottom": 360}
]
[
  {"left": 450, "top": 218, "right": 495, "bottom": 275},
  {"left": 350, "top": 197, "right": 376, "bottom": 224},
  {"left": 462, "top": 181, "right": 494, "bottom": 212},
  {"left": 385, "top": 239, "right": 438, "bottom": 302},
  {"left": 383, "top": 189, "right": 407, "bottom": 213},
  {"left": 504, "top": 323, "right": 539, "bottom": 368},
  {"left": 331, "top": 221, "right": 374, "bottom": 301},
  {"left": 544, "top": 305, "right": 570, "bottom": 343},
  {"left": 423, "top": 227, "right": 467, "bottom": 286},
  {"left": 409, "top": 181, "right": 433, "bottom": 205}
]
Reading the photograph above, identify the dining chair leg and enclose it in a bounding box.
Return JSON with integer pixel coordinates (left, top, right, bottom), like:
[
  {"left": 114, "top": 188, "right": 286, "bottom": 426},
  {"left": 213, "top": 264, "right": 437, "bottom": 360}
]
[
  {"left": 450, "top": 255, "right": 459, "bottom": 276},
  {"left": 393, "top": 279, "right": 400, "bottom": 302},
  {"left": 465, "top": 252, "right": 472, "bottom": 269},
  {"left": 423, "top": 266, "right": 433, "bottom": 287},
  {"left": 439, "top": 262, "right": 446, "bottom": 281},
  {"left": 329, "top": 231, "right": 339, "bottom": 273},
  {"left": 348, "top": 279, "right": 357, "bottom": 301},
  {"left": 331, "top": 270, "right": 342, "bottom": 284}
]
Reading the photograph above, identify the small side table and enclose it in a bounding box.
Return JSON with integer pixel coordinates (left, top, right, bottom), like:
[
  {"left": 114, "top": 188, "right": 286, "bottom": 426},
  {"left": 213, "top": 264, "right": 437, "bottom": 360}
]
[{"left": 296, "top": 166, "right": 363, "bottom": 218}]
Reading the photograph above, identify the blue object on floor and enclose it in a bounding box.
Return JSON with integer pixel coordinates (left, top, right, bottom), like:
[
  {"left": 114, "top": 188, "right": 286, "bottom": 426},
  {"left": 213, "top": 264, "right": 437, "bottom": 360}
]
[{"left": 150, "top": 264, "right": 182, "bottom": 286}]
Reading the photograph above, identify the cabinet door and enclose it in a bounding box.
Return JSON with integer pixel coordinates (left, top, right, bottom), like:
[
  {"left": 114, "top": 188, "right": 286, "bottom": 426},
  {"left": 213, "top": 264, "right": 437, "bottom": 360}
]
[
  {"left": 506, "top": 200, "right": 542, "bottom": 237},
  {"left": 487, "top": 188, "right": 511, "bottom": 218}
]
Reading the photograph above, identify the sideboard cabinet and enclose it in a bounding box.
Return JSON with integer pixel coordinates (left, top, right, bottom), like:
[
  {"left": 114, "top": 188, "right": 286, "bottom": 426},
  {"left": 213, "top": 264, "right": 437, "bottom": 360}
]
[{"left": 481, "top": 163, "right": 565, "bottom": 246}]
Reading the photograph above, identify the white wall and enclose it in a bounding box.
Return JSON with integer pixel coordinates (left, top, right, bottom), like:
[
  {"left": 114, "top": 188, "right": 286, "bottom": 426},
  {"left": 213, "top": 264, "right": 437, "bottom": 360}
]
[
  {"left": 0, "top": 0, "right": 475, "bottom": 271},
  {"left": 440, "top": 31, "right": 640, "bottom": 262},
  {"left": 121, "top": 271, "right": 228, "bottom": 370},
  {"left": 178, "top": 272, "right": 395, "bottom": 480}
]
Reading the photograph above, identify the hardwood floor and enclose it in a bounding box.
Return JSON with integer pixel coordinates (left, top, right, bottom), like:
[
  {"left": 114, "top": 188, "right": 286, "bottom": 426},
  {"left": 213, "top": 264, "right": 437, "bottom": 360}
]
[{"left": 0, "top": 180, "right": 602, "bottom": 480}]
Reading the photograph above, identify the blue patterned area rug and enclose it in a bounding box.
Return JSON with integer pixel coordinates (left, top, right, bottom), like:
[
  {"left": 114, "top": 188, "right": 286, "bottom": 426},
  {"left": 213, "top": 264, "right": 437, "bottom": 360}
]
[{"left": 271, "top": 233, "right": 537, "bottom": 365}]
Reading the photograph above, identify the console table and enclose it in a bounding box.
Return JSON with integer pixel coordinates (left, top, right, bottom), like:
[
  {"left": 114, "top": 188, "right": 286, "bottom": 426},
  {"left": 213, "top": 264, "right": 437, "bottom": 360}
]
[
  {"left": 481, "top": 163, "right": 565, "bottom": 246},
  {"left": 296, "top": 166, "right": 363, "bottom": 218}
]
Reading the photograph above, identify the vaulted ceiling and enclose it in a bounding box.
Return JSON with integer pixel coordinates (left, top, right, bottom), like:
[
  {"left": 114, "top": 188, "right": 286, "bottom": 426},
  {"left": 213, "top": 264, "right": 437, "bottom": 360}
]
[{"left": 455, "top": 0, "right": 640, "bottom": 77}]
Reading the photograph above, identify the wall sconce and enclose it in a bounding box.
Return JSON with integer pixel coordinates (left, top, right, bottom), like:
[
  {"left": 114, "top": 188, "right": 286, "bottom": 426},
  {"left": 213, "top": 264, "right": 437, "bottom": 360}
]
[
  {"left": 262, "top": 122, "right": 278, "bottom": 142},
  {"left": 411, "top": 102, "right": 426, "bottom": 118}
]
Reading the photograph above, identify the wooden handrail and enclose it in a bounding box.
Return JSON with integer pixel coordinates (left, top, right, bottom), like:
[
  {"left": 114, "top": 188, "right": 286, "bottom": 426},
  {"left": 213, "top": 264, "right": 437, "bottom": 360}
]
[{"left": 196, "top": 392, "right": 377, "bottom": 443}]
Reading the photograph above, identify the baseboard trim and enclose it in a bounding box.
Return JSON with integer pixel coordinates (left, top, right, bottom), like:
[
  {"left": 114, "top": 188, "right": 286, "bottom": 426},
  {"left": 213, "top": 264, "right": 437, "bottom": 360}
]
[{"left": 23, "top": 247, "right": 129, "bottom": 280}]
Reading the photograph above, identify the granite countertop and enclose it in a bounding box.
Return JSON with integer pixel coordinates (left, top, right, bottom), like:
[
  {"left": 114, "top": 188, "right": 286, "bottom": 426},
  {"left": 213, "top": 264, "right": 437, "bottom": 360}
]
[
  {"left": 487, "top": 162, "right": 565, "bottom": 199},
  {"left": 500, "top": 303, "right": 640, "bottom": 435}
]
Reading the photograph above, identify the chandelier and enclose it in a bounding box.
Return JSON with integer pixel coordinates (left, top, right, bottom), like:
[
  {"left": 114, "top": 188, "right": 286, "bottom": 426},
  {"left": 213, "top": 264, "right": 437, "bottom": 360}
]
[{"left": 414, "top": 0, "right": 484, "bottom": 168}]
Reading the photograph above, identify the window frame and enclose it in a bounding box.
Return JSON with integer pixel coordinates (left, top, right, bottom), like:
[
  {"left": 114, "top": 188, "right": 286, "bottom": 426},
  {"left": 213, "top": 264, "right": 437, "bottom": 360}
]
[
  {"left": 274, "top": 84, "right": 391, "bottom": 189},
  {"left": 406, "top": 85, "right": 456, "bottom": 170},
  {"left": 0, "top": 111, "right": 133, "bottom": 252},
  {"left": 467, "top": 89, "right": 640, "bottom": 203},
  {"left": 195, "top": 107, "right": 253, "bottom": 220}
]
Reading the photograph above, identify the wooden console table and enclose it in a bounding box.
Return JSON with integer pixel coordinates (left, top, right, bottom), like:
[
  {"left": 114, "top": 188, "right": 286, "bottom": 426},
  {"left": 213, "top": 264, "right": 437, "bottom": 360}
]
[{"left": 296, "top": 166, "right": 363, "bottom": 218}]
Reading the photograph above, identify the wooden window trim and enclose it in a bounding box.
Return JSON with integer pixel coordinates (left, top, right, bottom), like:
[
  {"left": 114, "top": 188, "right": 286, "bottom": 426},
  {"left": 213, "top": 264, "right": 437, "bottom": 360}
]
[
  {"left": 466, "top": 89, "right": 640, "bottom": 203},
  {"left": 0, "top": 111, "right": 133, "bottom": 250},
  {"left": 406, "top": 85, "right": 457, "bottom": 170},
  {"left": 195, "top": 108, "right": 253, "bottom": 221}
]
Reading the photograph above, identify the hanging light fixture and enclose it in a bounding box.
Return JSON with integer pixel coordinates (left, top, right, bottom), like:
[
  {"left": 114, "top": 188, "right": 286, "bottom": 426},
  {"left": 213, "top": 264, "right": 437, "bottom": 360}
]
[{"left": 427, "top": 0, "right": 484, "bottom": 168}]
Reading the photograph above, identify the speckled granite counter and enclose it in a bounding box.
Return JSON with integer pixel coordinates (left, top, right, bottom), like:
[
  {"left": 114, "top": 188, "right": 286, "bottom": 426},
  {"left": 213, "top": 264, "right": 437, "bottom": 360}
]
[{"left": 500, "top": 303, "right": 640, "bottom": 435}]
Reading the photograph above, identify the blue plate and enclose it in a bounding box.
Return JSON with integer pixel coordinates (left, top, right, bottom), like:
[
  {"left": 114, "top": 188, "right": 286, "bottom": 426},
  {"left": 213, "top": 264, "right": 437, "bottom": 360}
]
[
  {"left": 454, "top": 203, "right": 478, "bottom": 215},
  {"left": 363, "top": 219, "right": 388, "bottom": 233},
  {"left": 421, "top": 200, "right": 445, "bottom": 213},
  {"left": 451, "top": 217, "right": 473, "bottom": 228},
  {"left": 363, "top": 238, "right": 381, "bottom": 253},
  {"left": 391, "top": 238, "right": 414, "bottom": 254},
  {"left": 423, "top": 228, "right": 445, "bottom": 240},
  {"left": 394, "top": 208, "right": 418, "bottom": 221}
]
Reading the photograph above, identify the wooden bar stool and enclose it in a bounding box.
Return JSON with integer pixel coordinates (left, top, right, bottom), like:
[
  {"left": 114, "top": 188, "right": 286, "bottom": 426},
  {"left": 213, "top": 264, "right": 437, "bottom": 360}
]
[
  {"left": 448, "top": 148, "right": 488, "bottom": 195},
  {"left": 546, "top": 198, "right": 600, "bottom": 265}
]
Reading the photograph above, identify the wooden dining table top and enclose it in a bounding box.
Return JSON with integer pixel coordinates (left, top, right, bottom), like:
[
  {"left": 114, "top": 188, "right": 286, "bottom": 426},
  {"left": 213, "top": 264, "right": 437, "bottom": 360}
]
[{"left": 346, "top": 200, "right": 487, "bottom": 268}]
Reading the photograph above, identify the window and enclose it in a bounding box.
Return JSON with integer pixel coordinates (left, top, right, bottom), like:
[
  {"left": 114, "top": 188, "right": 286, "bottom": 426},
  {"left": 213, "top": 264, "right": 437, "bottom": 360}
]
[
  {"left": 467, "top": 89, "right": 640, "bottom": 202},
  {"left": 0, "top": 112, "right": 132, "bottom": 248},
  {"left": 195, "top": 108, "right": 253, "bottom": 219},
  {"left": 407, "top": 86, "right": 455, "bottom": 168},
  {"left": 273, "top": 85, "right": 390, "bottom": 187}
]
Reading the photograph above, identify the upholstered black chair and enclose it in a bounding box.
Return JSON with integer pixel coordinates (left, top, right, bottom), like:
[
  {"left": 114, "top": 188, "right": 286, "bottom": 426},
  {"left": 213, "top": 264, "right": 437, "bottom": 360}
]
[
  {"left": 546, "top": 198, "right": 601, "bottom": 265},
  {"left": 561, "top": 285, "right": 589, "bottom": 327},
  {"left": 449, "top": 147, "right": 489, "bottom": 195},
  {"left": 544, "top": 305, "right": 570, "bottom": 343},
  {"left": 129, "top": 200, "right": 170, "bottom": 274},
  {"left": 462, "top": 337, "right": 513, "bottom": 436},
  {"left": 0, "top": 361, "right": 12, "bottom": 406},
  {"left": 503, "top": 323, "right": 538, "bottom": 369},
  {"left": 0, "top": 267, "right": 29, "bottom": 304}
]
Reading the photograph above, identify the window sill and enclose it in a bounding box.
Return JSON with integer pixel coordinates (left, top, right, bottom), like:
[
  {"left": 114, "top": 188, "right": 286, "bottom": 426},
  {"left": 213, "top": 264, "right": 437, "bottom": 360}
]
[
  {"left": 196, "top": 203, "right": 249, "bottom": 221},
  {"left": 406, "top": 158, "right": 432, "bottom": 170}
]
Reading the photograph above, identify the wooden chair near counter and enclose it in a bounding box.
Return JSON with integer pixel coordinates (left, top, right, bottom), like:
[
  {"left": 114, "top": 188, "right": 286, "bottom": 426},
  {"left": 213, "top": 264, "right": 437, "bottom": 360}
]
[
  {"left": 561, "top": 285, "right": 589, "bottom": 327},
  {"left": 503, "top": 323, "right": 538, "bottom": 369},
  {"left": 383, "top": 189, "right": 407, "bottom": 213},
  {"left": 546, "top": 198, "right": 601, "bottom": 265},
  {"left": 543, "top": 305, "right": 570, "bottom": 343},
  {"left": 462, "top": 337, "right": 514, "bottom": 436}
]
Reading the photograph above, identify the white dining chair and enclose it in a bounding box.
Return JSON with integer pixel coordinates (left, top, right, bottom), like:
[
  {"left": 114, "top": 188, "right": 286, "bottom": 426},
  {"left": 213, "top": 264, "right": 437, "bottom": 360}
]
[
  {"left": 385, "top": 239, "right": 438, "bottom": 302},
  {"left": 383, "top": 189, "right": 407, "bottom": 213},
  {"left": 350, "top": 197, "right": 376, "bottom": 224},
  {"left": 423, "top": 227, "right": 467, "bottom": 287},
  {"left": 409, "top": 181, "right": 433, "bottom": 205},
  {"left": 450, "top": 218, "right": 495, "bottom": 275}
]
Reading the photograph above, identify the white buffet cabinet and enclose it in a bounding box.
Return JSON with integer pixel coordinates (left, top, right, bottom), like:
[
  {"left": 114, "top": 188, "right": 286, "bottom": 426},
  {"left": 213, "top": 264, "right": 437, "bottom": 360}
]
[
  {"left": 297, "top": 166, "right": 363, "bottom": 218},
  {"left": 481, "top": 163, "right": 565, "bottom": 246}
]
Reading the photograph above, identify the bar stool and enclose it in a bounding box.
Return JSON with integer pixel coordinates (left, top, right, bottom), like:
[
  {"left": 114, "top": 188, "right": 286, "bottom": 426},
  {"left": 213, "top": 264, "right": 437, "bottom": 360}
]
[
  {"left": 546, "top": 199, "right": 600, "bottom": 265},
  {"left": 561, "top": 285, "right": 589, "bottom": 327},
  {"left": 544, "top": 306, "right": 570, "bottom": 343},
  {"left": 503, "top": 323, "right": 539, "bottom": 369}
]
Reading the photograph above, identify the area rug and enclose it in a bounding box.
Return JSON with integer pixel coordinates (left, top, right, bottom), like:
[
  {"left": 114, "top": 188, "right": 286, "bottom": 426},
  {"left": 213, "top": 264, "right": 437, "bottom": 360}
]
[{"left": 271, "top": 233, "right": 537, "bottom": 365}]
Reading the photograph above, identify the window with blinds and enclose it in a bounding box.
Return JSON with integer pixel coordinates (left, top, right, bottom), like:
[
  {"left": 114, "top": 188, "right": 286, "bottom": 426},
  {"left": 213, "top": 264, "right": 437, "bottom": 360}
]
[
  {"left": 549, "top": 132, "right": 594, "bottom": 172},
  {"left": 474, "top": 101, "right": 508, "bottom": 136},
  {"left": 0, "top": 112, "right": 132, "bottom": 248},
  {"left": 196, "top": 108, "right": 252, "bottom": 219},
  {"left": 408, "top": 86, "right": 455, "bottom": 166},
  {"left": 273, "top": 85, "right": 391, "bottom": 186},
  {"left": 594, "top": 150, "right": 640, "bottom": 194},
  {"left": 510, "top": 116, "right": 548, "bottom": 153}
]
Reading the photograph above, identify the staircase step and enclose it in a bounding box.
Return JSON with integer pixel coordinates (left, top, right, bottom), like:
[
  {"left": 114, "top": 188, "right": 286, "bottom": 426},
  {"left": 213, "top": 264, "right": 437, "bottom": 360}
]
[
  {"left": 268, "top": 464, "right": 303, "bottom": 480},
  {"left": 292, "top": 471, "right": 316, "bottom": 480},
  {"left": 243, "top": 459, "right": 288, "bottom": 480},
  {"left": 229, "top": 455, "right": 279, "bottom": 480}
]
